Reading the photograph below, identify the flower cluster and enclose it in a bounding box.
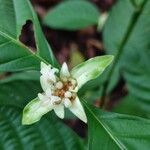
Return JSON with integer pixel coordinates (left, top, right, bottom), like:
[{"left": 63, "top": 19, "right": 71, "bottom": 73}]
[
  {"left": 37, "top": 62, "right": 87, "bottom": 123},
  {"left": 22, "top": 55, "right": 113, "bottom": 125}
]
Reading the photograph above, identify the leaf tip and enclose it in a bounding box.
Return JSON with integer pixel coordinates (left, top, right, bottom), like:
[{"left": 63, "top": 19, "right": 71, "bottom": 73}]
[
  {"left": 22, "top": 108, "right": 32, "bottom": 125},
  {"left": 106, "top": 55, "right": 114, "bottom": 63}
]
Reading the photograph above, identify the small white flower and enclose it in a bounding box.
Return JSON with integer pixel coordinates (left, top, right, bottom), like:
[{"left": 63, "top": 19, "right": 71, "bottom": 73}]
[
  {"left": 22, "top": 55, "right": 114, "bottom": 125},
  {"left": 38, "top": 62, "right": 87, "bottom": 123},
  {"left": 38, "top": 62, "right": 87, "bottom": 122}
]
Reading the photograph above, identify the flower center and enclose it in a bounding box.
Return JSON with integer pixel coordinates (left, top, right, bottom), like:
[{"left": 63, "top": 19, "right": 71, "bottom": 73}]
[{"left": 53, "top": 77, "right": 77, "bottom": 104}]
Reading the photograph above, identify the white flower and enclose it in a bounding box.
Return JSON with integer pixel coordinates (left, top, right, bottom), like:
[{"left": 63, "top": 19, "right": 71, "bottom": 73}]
[
  {"left": 22, "top": 55, "right": 114, "bottom": 125},
  {"left": 39, "top": 62, "right": 87, "bottom": 122},
  {"left": 24, "top": 62, "right": 87, "bottom": 124}
]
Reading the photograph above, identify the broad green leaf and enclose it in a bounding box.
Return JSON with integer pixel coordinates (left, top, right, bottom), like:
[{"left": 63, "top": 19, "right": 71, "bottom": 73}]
[
  {"left": 0, "top": 71, "right": 40, "bottom": 84},
  {"left": 103, "top": 0, "right": 135, "bottom": 54},
  {"left": 0, "top": 107, "right": 84, "bottom": 150},
  {"left": 43, "top": 0, "right": 100, "bottom": 30},
  {"left": 83, "top": 101, "right": 150, "bottom": 150},
  {"left": 132, "top": 0, "right": 145, "bottom": 6},
  {"left": 71, "top": 55, "right": 114, "bottom": 89},
  {"left": 113, "top": 95, "right": 150, "bottom": 119},
  {"left": 103, "top": 0, "right": 150, "bottom": 101},
  {"left": 0, "top": 0, "right": 58, "bottom": 72},
  {"left": 26, "top": 1, "right": 58, "bottom": 66}
]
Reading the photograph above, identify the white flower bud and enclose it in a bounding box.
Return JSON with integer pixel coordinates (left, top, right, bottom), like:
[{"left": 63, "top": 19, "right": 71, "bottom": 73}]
[
  {"left": 64, "top": 91, "right": 72, "bottom": 98},
  {"left": 55, "top": 81, "right": 63, "bottom": 89},
  {"left": 60, "top": 62, "right": 70, "bottom": 78}
]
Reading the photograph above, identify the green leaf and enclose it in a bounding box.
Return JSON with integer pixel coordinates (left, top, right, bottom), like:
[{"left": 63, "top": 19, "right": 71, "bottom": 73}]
[
  {"left": 26, "top": 1, "right": 58, "bottom": 66},
  {"left": 0, "top": 77, "right": 41, "bottom": 108},
  {"left": 0, "top": 0, "right": 58, "bottom": 72},
  {"left": 0, "top": 71, "right": 40, "bottom": 84},
  {"left": 113, "top": 95, "right": 150, "bottom": 119},
  {"left": 0, "top": 107, "right": 84, "bottom": 150},
  {"left": 131, "top": 0, "right": 145, "bottom": 6},
  {"left": 43, "top": 0, "right": 100, "bottom": 30},
  {"left": 83, "top": 101, "right": 150, "bottom": 150},
  {"left": 71, "top": 55, "right": 114, "bottom": 89},
  {"left": 103, "top": 0, "right": 150, "bottom": 101}
]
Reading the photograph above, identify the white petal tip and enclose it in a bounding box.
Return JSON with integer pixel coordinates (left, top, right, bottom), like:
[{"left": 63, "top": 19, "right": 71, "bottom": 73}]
[
  {"left": 69, "top": 97, "right": 87, "bottom": 123},
  {"left": 54, "top": 105, "right": 64, "bottom": 119},
  {"left": 41, "top": 62, "right": 47, "bottom": 69},
  {"left": 38, "top": 93, "right": 43, "bottom": 100},
  {"left": 60, "top": 62, "right": 70, "bottom": 78},
  {"left": 58, "top": 115, "right": 64, "bottom": 119},
  {"left": 81, "top": 115, "right": 87, "bottom": 123}
]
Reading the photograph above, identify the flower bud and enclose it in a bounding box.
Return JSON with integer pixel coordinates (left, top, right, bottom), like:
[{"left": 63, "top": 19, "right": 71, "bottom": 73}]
[
  {"left": 55, "top": 81, "right": 63, "bottom": 89},
  {"left": 64, "top": 91, "right": 72, "bottom": 98}
]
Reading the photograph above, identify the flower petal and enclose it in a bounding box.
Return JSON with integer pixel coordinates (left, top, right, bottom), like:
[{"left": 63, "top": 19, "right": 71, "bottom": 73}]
[
  {"left": 52, "top": 68, "right": 59, "bottom": 74},
  {"left": 47, "top": 71, "right": 57, "bottom": 83},
  {"left": 60, "top": 62, "right": 70, "bottom": 79},
  {"left": 45, "top": 88, "right": 52, "bottom": 98},
  {"left": 54, "top": 104, "right": 64, "bottom": 119},
  {"left": 38, "top": 93, "right": 48, "bottom": 101},
  {"left": 41, "top": 62, "right": 47, "bottom": 70},
  {"left": 40, "top": 62, "right": 51, "bottom": 75},
  {"left": 40, "top": 76, "right": 50, "bottom": 92},
  {"left": 71, "top": 55, "right": 114, "bottom": 89},
  {"left": 22, "top": 98, "right": 54, "bottom": 125},
  {"left": 69, "top": 97, "right": 87, "bottom": 123},
  {"left": 64, "top": 98, "right": 72, "bottom": 108}
]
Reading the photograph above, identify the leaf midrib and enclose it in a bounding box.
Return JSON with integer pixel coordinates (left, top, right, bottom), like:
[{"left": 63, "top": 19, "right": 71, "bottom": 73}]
[{"left": 84, "top": 101, "right": 127, "bottom": 150}]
